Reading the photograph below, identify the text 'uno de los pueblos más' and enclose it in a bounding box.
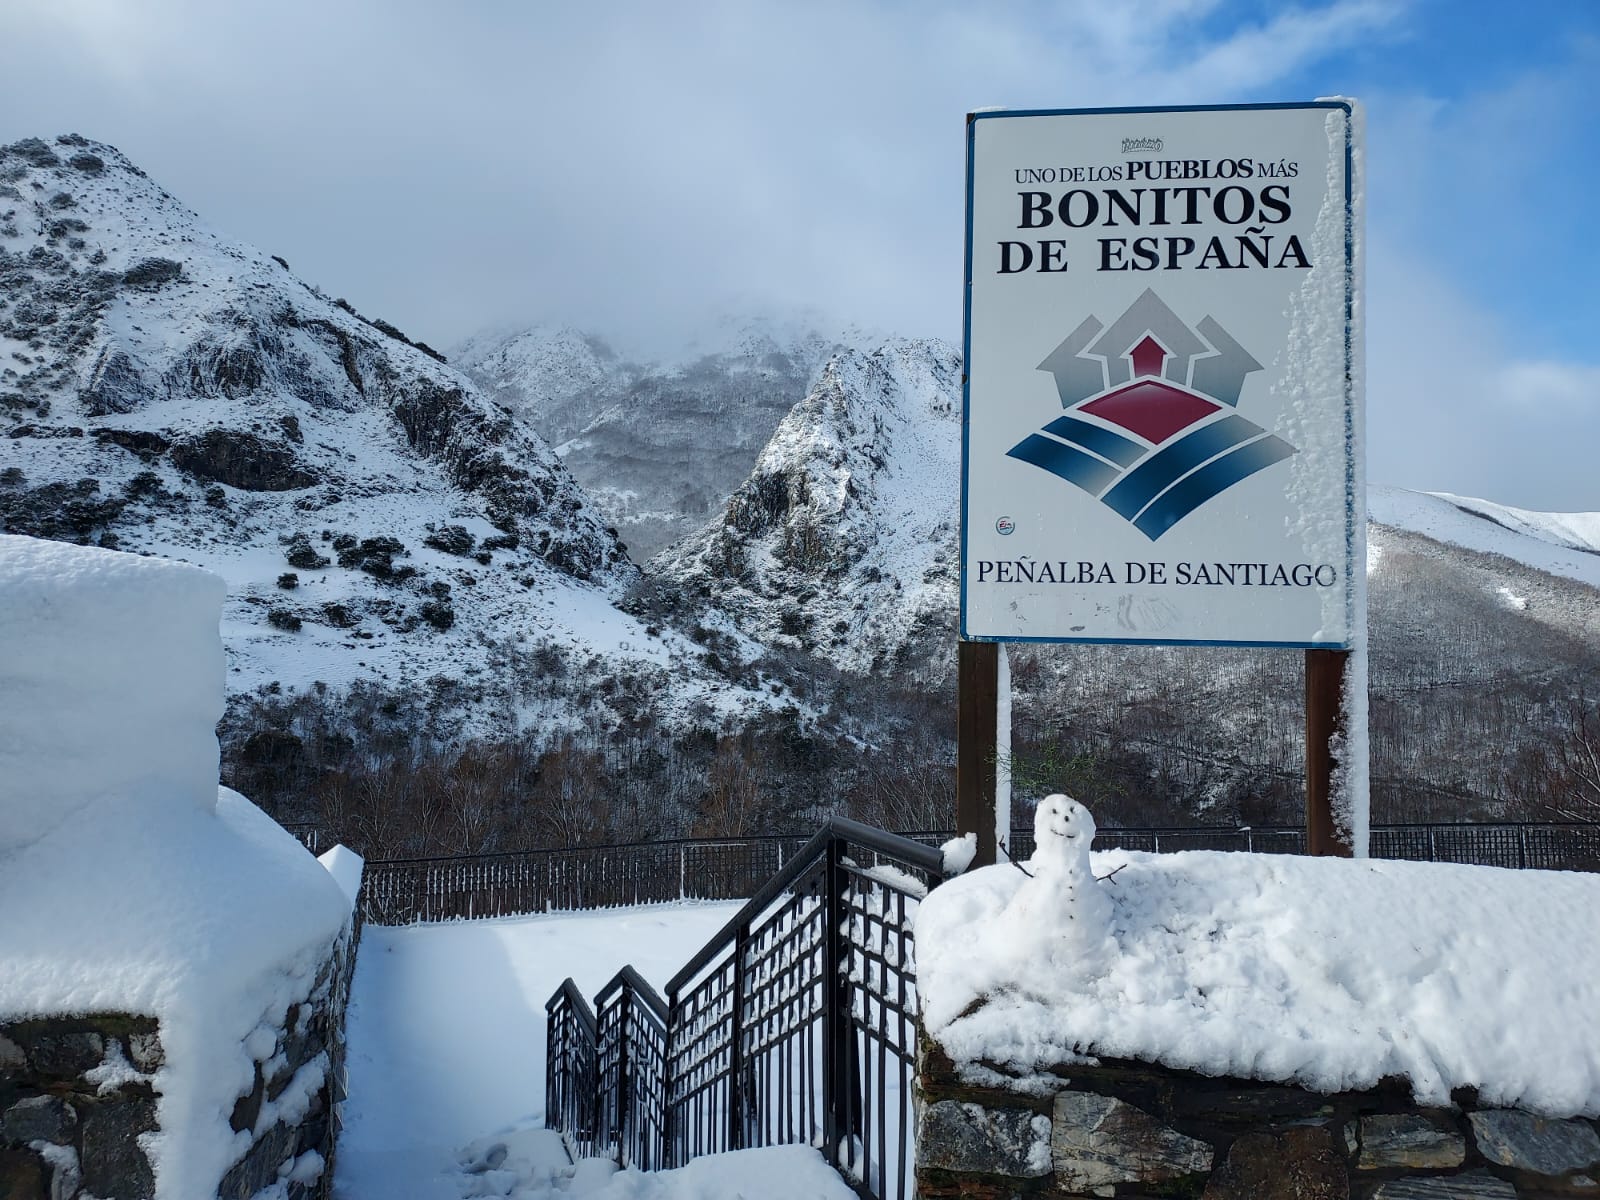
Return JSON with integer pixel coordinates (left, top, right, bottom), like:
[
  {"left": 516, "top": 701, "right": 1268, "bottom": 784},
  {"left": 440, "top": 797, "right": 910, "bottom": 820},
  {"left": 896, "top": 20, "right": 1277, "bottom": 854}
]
[{"left": 996, "top": 155, "right": 1312, "bottom": 275}]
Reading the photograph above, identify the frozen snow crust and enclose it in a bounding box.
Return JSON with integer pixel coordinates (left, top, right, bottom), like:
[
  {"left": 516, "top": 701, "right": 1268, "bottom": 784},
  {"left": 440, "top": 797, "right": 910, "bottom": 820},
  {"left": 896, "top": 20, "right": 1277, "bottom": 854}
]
[
  {"left": 0, "top": 534, "right": 225, "bottom": 853},
  {"left": 918, "top": 848, "right": 1600, "bottom": 1117}
]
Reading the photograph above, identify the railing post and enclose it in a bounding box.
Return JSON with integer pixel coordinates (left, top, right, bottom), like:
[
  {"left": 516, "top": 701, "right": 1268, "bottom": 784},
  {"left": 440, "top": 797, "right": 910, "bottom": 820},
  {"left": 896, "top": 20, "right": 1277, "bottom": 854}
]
[
  {"left": 821, "top": 835, "right": 861, "bottom": 1173},
  {"left": 728, "top": 926, "right": 748, "bottom": 1151},
  {"left": 1517, "top": 823, "right": 1528, "bottom": 870},
  {"left": 614, "top": 990, "right": 629, "bottom": 1165},
  {"left": 663, "top": 991, "right": 679, "bottom": 1169},
  {"left": 546, "top": 1006, "right": 557, "bottom": 1138},
  {"left": 821, "top": 837, "right": 842, "bottom": 1170}
]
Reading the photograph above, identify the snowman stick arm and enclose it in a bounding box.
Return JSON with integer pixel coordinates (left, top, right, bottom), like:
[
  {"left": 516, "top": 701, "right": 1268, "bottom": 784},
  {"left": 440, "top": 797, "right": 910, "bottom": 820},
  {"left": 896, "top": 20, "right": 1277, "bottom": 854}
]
[{"left": 998, "top": 836, "right": 1034, "bottom": 878}]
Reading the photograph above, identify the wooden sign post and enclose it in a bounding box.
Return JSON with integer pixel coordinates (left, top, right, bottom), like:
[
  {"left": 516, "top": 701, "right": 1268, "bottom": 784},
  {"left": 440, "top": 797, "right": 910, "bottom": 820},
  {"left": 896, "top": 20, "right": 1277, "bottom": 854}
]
[
  {"left": 1305, "top": 648, "right": 1354, "bottom": 856},
  {"left": 956, "top": 640, "right": 999, "bottom": 869}
]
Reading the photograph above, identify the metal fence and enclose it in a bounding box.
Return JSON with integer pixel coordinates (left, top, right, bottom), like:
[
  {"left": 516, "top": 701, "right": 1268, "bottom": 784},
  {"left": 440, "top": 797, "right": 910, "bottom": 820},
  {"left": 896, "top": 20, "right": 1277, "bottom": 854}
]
[
  {"left": 544, "top": 817, "right": 942, "bottom": 1200},
  {"left": 359, "top": 836, "right": 812, "bottom": 924},
  {"left": 355, "top": 821, "right": 1599, "bottom": 925}
]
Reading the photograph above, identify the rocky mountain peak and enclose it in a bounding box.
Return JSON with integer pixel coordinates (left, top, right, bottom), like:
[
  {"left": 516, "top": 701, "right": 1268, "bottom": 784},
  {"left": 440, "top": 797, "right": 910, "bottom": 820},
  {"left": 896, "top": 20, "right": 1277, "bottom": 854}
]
[{"left": 649, "top": 336, "right": 963, "bottom": 671}]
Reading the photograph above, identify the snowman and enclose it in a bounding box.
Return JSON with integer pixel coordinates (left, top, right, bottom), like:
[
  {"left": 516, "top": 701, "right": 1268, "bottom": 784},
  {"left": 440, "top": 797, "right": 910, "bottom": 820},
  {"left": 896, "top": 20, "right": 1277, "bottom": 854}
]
[{"left": 1004, "top": 794, "right": 1114, "bottom": 975}]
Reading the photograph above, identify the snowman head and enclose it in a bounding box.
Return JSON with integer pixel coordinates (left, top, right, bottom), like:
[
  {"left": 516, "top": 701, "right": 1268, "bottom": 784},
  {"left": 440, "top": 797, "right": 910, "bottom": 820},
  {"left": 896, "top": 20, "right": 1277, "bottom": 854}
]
[{"left": 1034, "top": 794, "right": 1096, "bottom": 851}]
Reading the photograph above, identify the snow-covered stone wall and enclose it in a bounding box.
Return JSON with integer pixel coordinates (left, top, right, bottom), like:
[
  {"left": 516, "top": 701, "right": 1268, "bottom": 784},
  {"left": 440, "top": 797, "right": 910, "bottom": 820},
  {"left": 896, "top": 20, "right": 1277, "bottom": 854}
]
[
  {"left": 915, "top": 799, "right": 1600, "bottom": 1197},
  {"left": 0, "top": 537, "right": 363, "bottom": 1198},
  {"left": 0, "top": 915, "right": 358, "bottom": 1200}
]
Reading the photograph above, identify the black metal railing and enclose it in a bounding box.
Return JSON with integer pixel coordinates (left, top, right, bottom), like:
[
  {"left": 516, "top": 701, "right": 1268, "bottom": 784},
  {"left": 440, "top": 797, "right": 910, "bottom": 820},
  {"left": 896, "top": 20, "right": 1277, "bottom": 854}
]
[
  {"left": 360, "top": 835, "right": 812, "bottom": 924},
  {"left": 354, "top": 821, "right": 1600, "bottom": 925},
  {"left": 545, "top": 979, "right": 599, "bottom": 1161},
  {"left": 545, "top": 816, "right": 943, "bottom": 1200}
]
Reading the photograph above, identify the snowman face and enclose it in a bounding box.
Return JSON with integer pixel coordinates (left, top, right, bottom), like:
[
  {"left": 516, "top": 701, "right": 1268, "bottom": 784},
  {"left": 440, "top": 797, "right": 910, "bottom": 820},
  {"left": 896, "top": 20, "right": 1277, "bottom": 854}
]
[{"left": 1035, "top": 794, "right": 1096, "bottom": 847}]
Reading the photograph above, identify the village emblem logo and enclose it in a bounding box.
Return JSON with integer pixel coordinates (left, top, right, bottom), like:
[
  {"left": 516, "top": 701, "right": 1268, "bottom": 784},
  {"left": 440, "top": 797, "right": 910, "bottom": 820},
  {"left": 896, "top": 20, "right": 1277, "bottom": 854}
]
[{"left": 1007, "top": 288, "right": 1296, "bottom": 540}]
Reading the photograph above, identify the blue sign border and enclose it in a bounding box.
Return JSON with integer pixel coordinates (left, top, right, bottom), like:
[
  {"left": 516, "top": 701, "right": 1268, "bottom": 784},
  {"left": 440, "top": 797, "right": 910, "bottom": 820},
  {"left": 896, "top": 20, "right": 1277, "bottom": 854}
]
[{"left": 959, "top": 101, "right": 1358, "bottom": 650}]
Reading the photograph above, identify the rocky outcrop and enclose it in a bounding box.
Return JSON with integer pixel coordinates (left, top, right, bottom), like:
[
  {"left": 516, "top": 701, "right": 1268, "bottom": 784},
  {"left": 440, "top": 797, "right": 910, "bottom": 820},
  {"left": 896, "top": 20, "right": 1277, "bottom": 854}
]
[{"left": 170, "top": 430, "right": 317, "bottom": 491}]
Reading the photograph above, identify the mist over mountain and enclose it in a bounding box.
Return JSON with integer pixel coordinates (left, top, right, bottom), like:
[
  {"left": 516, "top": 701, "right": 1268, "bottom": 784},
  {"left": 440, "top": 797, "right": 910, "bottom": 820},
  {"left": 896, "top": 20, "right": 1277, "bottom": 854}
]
[
  {"left": 452, "top": 313, "right": 868, "bottom": 560},
  {"left": 631, "top": 331, "right": 1600, "bottom": 829}
]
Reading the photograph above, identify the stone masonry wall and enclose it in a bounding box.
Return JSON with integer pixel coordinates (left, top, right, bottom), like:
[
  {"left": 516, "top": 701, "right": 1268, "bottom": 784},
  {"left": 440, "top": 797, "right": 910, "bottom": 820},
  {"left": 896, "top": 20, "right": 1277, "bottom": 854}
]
[
  {"left": 0, "top": 919, "right": 359, "bottom": 1200},
  {"left": 0, "top": 1013, "right": 162, "bottom": 1199},
  {"left": 917, "top": 1040, "right": 1600, "bottom": 1199}
]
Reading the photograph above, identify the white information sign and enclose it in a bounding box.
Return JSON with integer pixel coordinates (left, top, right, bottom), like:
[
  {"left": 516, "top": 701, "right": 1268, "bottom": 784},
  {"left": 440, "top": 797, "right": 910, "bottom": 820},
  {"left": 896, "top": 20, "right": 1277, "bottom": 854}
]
[{"left": 962, "top": 103, "right": 1361, "bottom": 647}]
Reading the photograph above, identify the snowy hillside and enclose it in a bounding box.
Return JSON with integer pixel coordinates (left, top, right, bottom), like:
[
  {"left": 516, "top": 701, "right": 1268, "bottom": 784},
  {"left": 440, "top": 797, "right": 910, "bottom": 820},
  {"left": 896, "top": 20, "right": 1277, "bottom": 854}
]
[
  {"left": 1371, "top": 486, "right": 1600, "bottom": 591},
  {"left": 0, "top": 135, "right": 763, "bottom": 740},
  {"left": 453, "top": 311, "right": 861, "bottom": 559},
  {"left": 649, "top": 338, "right": 963, "bottom": 672}
]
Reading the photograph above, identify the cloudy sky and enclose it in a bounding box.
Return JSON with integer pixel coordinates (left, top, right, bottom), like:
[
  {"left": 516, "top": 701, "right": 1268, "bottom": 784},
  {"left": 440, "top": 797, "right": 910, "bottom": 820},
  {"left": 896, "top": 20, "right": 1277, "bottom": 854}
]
[{"left": 1, "top": 0, "right": 1596, "bottom": 510}]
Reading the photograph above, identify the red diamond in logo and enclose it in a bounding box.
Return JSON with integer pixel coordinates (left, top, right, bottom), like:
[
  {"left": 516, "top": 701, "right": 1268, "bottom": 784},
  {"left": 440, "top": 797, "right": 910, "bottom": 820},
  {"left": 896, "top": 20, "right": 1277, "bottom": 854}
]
[{"left": 1080, "top": 379, "right": 1219, "bottom": 444}]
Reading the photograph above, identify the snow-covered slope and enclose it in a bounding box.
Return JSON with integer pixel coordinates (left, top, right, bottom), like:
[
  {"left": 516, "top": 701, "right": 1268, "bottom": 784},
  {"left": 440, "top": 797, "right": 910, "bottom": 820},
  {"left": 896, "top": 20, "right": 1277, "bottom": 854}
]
[
  {"left": 648, "top": 339, "right": 962, "bottom": 672},
  {"left": 0, "top": 135, "right": 759, "bottom": 736},
  {"left": 1371, "top": 486, "right": 1600, "bottom": 591},
  {"left": 453, "top": 312, "right": 861, "bottom": 560},
  {"left": 451, "top": 322, "right": 633, "bottom": 444}
]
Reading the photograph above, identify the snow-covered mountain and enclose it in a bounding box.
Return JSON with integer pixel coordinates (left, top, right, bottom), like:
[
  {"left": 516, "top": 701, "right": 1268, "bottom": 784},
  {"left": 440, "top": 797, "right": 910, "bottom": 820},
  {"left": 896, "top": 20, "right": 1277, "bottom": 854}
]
[
  {"left": 0, "top": 134, "right": 765, "bottom": 743},
  {"left": 650, "top": 338, "right": 962, "bottom": 672},
  {"left": 1369, "top": 488, "right": 1600, "bottom": 590},
  {"left": 452, "top": 312, "right": 863, "bottom": 559},
  {"left": 649, "top": 333, "right": 1600, "bottom": 677}
]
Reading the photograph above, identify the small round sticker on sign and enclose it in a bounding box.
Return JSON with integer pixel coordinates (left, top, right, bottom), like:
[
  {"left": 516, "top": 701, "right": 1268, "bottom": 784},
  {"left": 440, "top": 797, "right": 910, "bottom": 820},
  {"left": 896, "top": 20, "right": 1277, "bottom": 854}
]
[{"left": 995, "top": 516, "right": 1015, "bottom": 536}]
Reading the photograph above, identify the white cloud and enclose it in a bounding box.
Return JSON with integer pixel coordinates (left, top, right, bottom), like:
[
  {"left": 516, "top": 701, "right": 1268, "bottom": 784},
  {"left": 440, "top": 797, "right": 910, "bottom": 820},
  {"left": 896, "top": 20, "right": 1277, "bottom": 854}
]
[
  {"left": 1498, "top": 362, "right": 1600, "bottom": 416},
  {"left": 1367, "top": 238, "right": 1599, "bottom": 512},
  {"left": 0, "top": 0, "right": 1404, "bottom": 350}
]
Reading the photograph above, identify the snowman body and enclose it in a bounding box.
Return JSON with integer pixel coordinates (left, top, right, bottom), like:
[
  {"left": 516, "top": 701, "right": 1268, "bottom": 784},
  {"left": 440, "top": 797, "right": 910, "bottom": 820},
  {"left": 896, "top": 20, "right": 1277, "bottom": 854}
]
[{"left": 1005, "top": 794, "right": 1113, "bottom": 974}]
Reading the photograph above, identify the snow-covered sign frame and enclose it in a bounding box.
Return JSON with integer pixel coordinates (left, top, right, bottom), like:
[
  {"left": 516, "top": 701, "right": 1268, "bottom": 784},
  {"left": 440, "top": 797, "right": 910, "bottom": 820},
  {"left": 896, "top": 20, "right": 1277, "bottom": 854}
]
[{"left": 961, "top": 102, "right": 1362, "bottom": 648}]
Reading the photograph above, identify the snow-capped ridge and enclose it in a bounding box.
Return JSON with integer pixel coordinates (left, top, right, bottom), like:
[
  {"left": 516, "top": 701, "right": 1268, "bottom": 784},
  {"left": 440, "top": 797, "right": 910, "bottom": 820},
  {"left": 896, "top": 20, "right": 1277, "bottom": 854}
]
[
  {"left": 649, "top": 336, "right": 962, "bottom": 671},
  {"left": 1370, "top": 486, "right": 1600, "bottom": 592}
]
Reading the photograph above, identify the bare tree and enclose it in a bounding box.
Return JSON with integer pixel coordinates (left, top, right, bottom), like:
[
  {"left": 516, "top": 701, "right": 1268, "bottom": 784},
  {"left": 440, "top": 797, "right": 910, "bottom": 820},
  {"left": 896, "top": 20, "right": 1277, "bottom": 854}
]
[{"left": 1538, "top": 696, "right": 1600, "bottom": 822}]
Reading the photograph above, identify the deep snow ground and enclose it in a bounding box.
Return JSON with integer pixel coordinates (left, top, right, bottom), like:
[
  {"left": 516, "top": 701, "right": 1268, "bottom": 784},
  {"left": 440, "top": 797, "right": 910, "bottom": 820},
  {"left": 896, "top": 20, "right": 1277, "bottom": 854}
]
[{"left": 335, "top": 903, "right": 748, "bottom": 1199}]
